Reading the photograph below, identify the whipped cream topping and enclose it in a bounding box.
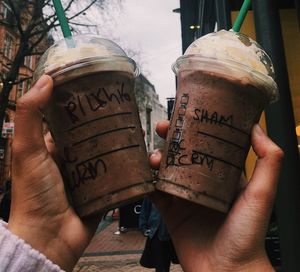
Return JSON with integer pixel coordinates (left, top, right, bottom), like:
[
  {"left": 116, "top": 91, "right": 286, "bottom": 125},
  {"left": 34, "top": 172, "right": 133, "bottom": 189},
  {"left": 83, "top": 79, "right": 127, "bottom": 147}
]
[
  {"left": 44, "top": 43, "right": 113, "bottom": 73},
  {"left": 33, "top": 35, "right": 138, "bottom": 81},
  {"left": 185, "top": 30, "right": 275, "bottom": 78}
]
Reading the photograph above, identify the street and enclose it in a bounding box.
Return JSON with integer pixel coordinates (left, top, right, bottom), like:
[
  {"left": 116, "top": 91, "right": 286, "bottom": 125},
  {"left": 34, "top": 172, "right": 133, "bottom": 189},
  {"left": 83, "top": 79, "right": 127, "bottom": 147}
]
[{"left": 74, "top": 213, "right": 183, "bottom": 272}]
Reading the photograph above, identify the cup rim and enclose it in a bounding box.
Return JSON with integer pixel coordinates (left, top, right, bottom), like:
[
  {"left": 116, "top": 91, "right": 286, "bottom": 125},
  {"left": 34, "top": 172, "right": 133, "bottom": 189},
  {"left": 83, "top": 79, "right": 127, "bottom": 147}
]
[
  {"left": 47, "top": 56, "right": 139, "bottom": 78},
  {"left": 172, "top": 55, "right": 279, "bottom": 103}
]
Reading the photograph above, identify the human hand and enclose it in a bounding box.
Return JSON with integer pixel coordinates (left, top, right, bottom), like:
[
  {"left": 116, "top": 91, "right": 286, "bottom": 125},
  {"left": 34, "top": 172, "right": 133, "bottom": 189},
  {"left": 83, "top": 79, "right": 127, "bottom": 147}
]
[
  {"left": 149, "top": 120, "right": 283, "bottom": 272},
  {"left": 8, "top": 75, "right": 101, "bottom": 271}
]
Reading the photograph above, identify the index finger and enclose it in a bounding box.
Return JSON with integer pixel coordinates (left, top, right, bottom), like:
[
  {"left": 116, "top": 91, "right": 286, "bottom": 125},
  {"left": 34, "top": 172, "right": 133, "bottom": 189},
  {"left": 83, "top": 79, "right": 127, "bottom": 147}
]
[
  {"left": 13, "top": 75, "right": 53, "bottom": 160},
  {"left": 156, "top": 120, "right": 169, "bottom": 139},
  {"left": 222, "top": 124, "right": 283, "bottom": 239}
]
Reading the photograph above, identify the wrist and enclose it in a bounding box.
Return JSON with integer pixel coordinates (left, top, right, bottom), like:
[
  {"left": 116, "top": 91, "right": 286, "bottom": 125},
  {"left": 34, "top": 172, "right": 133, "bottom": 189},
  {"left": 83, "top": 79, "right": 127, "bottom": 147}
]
[
  {"left": 209, "top": 255, "right": 274, "bottom": 272},
  {"left": 238, "top": 257, "right": 275, "bottom": 272},
  {"left": 7, "top": 213, "right": 79, "bottom": 271}
]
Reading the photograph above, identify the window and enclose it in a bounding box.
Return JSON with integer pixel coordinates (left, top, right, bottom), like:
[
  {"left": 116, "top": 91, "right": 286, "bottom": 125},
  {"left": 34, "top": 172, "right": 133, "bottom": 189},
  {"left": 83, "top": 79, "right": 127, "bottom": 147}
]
[
  {"left": 2, "top": 71, "right": 8, "bottom": 80},
  {"left": 17, "top": 79, "right": 25, "bottom": 99},
  {"left": 3, "top": 34, "right": 13, "bottom": 59},
  {"left": 24, "top": 56, "right": 33, "bottom": 69},
  {"left": 1, "top": 1, "right": 13, "bottom": 23},
  {"left": 27, "top": 78, "right": 32, "bottom": 91},
  {"left": 146, "top": 108, "right": 152, "bottom": 149}
]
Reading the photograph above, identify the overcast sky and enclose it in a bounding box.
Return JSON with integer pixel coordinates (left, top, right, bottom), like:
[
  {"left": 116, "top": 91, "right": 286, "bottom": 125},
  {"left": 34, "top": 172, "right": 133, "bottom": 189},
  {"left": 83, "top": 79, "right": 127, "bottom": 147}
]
[{"left": 117, "top": 0, "right": 182, "bottom": 107}]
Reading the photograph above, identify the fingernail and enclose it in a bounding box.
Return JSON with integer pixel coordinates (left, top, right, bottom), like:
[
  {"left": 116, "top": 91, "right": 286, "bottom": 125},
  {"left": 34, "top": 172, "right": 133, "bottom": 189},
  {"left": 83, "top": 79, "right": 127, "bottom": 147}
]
[
  {"left": 150, "top": 151, "right": 158, "bottom": 158},
  {"left": 150, "top": 150, "right": 160, "bottom": 160},
  {"left": 150, "top": 153, "right": 156, "bottom": 160},
  {"left": 253, "top": 124, "right": 266, "bottom": 136},
  {"left": 34, "top": 75, "right": 52, "bottom": 91}
]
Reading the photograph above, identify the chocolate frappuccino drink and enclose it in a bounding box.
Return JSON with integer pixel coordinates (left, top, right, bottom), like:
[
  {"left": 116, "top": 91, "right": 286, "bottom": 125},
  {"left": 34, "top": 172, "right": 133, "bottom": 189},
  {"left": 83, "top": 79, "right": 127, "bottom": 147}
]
[
  {"left": 157, "top": 30, "right": 279, "bottom": 213},
  {"left": 34, "top": 35, "right": 154, "bottom": 218}
]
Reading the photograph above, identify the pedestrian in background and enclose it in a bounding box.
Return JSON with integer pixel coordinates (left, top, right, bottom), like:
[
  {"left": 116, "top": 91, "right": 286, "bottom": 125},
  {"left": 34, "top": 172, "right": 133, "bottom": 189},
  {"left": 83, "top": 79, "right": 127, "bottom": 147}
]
[{"left": 139, "top": 197, "right": 179, "bottom": 272}]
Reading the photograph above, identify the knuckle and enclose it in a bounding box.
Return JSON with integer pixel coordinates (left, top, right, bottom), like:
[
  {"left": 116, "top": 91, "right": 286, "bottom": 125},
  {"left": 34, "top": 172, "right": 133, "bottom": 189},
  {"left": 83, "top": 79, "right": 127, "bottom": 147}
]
[
  {"left": 16, "top": 90, "right": 38, "bottom": 112},
  {"left": 16, "top": 97, "right": 30, "bottom": 112},
  {"left": 12, "top": 140, "right": 26, "bottom": 158},
  {"left": 270, "top": 145, "right": 284, "bottom": 162}
]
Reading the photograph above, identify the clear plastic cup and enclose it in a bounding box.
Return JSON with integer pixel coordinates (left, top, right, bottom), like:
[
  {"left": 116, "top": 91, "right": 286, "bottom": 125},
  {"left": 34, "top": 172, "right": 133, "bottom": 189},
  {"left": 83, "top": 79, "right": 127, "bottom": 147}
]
[
  {"left": 34, "top": 34, "right": 154, "bottom": 218},
  {"left": 156, "top": 30, "right": 279, "bottom": 213}
]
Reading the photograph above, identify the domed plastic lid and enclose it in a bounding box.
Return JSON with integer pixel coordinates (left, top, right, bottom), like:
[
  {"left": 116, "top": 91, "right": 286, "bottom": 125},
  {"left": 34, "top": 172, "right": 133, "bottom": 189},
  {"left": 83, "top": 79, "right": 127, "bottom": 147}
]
[
  {"left": 172, "top": 30, "right": 279, "bottom": 103},
  {"left": 33, "top": 34, "right": 139, "bottom": 82}
]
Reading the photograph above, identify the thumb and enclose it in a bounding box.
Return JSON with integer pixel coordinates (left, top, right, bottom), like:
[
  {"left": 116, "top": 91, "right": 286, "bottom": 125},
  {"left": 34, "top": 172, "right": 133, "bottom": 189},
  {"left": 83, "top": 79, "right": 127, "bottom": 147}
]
[
  {"left": 224, "top": 124, "right": 283, "bottom": 240},
  {"left": 243, "top": 124, "right": 283, "bottom": 213},
  {"left": 13, "top": 75, "right": 53, "bottom": 160}
]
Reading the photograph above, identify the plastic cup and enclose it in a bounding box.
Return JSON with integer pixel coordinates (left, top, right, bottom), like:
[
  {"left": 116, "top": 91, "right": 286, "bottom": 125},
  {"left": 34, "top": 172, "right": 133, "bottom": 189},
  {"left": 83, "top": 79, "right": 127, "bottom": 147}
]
[
  {"left": 156, "top": 30, "right": 279, "bottom": 213},
  {"left": 33, "top": 34, "right": 154, "bottom": 218}
]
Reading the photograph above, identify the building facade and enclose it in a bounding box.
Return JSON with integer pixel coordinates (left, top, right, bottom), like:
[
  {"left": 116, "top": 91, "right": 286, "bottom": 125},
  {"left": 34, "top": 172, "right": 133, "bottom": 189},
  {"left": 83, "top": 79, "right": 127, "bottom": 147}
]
[
  {"left": 134, "top": 74, "right": 167, "bottom": 152},
  {"left": 0, "top": 0, "right": 49, "bottom": 186}
]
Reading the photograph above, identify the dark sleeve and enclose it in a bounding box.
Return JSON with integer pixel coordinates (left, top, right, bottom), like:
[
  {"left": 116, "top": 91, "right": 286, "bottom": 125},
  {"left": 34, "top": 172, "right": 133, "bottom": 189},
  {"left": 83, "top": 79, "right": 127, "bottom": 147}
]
[
  {"left": 138, "top": 197, "right": 152, "bottom": 231},
  {"left": 0, "top": 194, "right": 11, "bottom": 222}
]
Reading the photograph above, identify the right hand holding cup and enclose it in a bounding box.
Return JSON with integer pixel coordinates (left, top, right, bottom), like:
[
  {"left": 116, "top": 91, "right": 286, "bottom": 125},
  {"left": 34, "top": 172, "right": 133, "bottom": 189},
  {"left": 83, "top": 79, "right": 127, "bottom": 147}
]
[{"left": 150, "top": 120, "right": 283, "bottom": 272}]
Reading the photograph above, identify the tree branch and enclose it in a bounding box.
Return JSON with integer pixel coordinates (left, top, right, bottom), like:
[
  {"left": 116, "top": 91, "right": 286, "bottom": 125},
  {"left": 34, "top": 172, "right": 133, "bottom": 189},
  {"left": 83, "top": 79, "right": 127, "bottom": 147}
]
[
  {"left": 64, "top": 0, "right": 77, "bottom": 13},
  {"left": 68, "top": 0, "right": 98, "bottom": 20},
  {"left": 7, "top": 0, "right": 24, "bottom": 36},
  {"left": 28, "top": 21, "right": 57, "bottom": 52},
  {"left": 32, "top": 0, "right": 44, "bottom": 19},
  {"left": 30, "top": 0, "right": 96, "bottom": 38},
  {"left": 69, "top": 21, "right": 98, "bottom": 27},
  {"left": 44, "top": 0, "right": 52, "bottom": 6},
  {"left": 13, "top": 76, "right": 32, "bottom": 85},
  {"left": 29, "top": 15, "right": 58, "bottom": 38},
  {"left": 0, "top": 21, "right": 17, "bottom": 28},
  {"left": 0, "top": 0, "right": 109, "bottom": 139},
  {"left": 27, "top": 0, "right": 37, "bottom": 5},
  {"left": 27, "top": 51, "right": 47, "bottom": 56},
  {"left": 24, "top": 0, "right": 47, "bottom": 36}
]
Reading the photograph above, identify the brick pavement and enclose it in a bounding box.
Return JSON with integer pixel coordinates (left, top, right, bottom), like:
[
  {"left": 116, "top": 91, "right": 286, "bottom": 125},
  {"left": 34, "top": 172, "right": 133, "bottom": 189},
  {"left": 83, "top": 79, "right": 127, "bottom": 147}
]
[{"left": 73, "top": 213, "right": 183, "bottom": 271}]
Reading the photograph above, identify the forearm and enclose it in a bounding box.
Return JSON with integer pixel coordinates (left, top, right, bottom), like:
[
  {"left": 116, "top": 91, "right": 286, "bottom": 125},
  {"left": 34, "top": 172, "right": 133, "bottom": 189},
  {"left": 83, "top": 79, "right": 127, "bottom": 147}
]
[
  {"left": 179, "top": 256, "right": 274, "bottom": 272},
  {"left": 217, "top": 256, "right": 275, "bottom": 272},
  {"left": 237, "top": 259, "right": 275, "bottom": 272},
  {"left": 173, "top": 235, "right": 274, "bottom": 272}
]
